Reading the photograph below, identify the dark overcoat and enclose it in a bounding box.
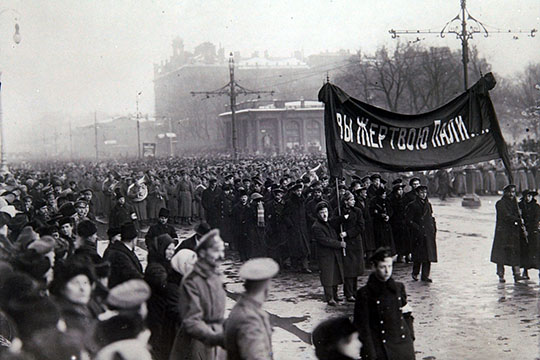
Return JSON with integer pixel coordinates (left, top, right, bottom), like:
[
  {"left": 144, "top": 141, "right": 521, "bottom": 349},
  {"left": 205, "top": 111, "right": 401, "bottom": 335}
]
[
  {"left": 283, "top": 194, "right": 310, "bottom": 258},
  {"left": 406, "top": 197, "right": 437, "bottom": 263},
  {"left": 389, "top": 193, "right": 410, "bottom": 255},
  {"left": 490, "top": 195, "right": 523, "bottom": 266},
  {"left": 332, "top": 206, "right": 365, "bottom": 277},
  {"left": 370, "top": 197, "right": 396, "bottom": 253},
  {"left": 355, "top": 197, "right": 377, "bottom": 252},
  {"left": 264, "top": 198, "right": 289, "bottom": 261},
  {"left": 103, "top": 241, "right": 144, "bottom": 288},
  {"left": 354, "top": 273, "right": 415, "bottom": 360},
  {"left": 519, "top": 198, "right": 540, "bottom": 269},
  {"left": 312, "top": 218, "right": 344, "bottom": 287}
]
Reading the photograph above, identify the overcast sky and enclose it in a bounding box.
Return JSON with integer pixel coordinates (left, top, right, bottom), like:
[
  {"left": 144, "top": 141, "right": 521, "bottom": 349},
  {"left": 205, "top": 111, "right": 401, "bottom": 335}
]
[{"left": 1, "top": 0, "right": 539, "bottom": 149}]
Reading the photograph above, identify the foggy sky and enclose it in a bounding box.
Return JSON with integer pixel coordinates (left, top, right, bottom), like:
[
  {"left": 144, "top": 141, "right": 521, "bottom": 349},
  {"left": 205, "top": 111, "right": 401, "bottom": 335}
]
[{"left": 1, "top": 0, "right": 539, "bottom": 152}]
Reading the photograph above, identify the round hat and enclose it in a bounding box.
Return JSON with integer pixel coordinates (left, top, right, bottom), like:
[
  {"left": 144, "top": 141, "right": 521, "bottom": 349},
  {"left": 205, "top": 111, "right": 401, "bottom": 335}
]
[
  {"left": 238, "top": 257, "right": 279, "bottom": 281},
  {"left": 250, "top": 192, "right": 263, "bottom": 201},
  {"left": 107, "top": 279, "right": 150, "bottom": 310}
]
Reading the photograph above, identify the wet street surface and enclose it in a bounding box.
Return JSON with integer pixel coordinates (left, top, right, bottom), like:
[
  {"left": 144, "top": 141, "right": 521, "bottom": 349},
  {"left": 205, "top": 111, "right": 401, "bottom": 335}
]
[
  {"left": 221, "top": 196, "right": 540, "bottom": 360},
  {"left": 100, "top": 195, "right": 540, "bottom": 359}
]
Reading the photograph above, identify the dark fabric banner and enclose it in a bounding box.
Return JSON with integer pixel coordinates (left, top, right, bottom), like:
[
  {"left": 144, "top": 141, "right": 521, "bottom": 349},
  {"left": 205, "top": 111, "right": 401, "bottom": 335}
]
[{"left": 318, "top": 73, "right": 512, "bottom": 180}]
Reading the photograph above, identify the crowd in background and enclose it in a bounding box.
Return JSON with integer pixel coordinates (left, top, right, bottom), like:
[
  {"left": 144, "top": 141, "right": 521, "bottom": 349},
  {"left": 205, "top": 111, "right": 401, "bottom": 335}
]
[{"left": 0, "top": 152, "right": 533, "bottom": 360}]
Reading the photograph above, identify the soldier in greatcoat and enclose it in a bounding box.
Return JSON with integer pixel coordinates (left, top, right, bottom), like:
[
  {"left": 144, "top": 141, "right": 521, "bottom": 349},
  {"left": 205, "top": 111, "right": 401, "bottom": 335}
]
[
  {"left": 224, "top": 258, "right": 279, "bottom": 360},
  {"left": 332, "top": 191, "right": 365, "bottom": 302},
  {"left": 354, "top": 247, "right": 415, "bottom": 360},
  {"left": 491, "top": 184, "right": 526, "bottom": 283},
  {"left": 169, "top": 229, "right": 226, "bottom": 360},
  {"left": 406, "top": 185, "right": 437, "bottom": 282},
  {"left": 312, "top": 201, "right": 345, "bottom": 306}
]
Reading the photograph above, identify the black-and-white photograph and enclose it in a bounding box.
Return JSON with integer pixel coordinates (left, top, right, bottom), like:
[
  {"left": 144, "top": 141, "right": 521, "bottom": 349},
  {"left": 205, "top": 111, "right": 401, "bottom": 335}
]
[{"left": 0, "top": 1, "right": 538, "bottom": 359}]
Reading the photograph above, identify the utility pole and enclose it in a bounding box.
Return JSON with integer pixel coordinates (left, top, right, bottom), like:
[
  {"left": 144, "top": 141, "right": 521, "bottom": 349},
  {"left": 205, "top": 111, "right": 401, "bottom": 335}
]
[
  {"left": 136, "top": 92, "right": 142, "bottom": 159},
  {"left": 389, "top": 0, "right": 537, "bottom": 208},
  {"left": 191, "top": 52, "right": 274, "bottom": 160},
  {"left": 389, "top": 0, "right": 537, "bottom": 92},
  {"left": 94, "top": 111, "right": 98, "bottom": 162}
]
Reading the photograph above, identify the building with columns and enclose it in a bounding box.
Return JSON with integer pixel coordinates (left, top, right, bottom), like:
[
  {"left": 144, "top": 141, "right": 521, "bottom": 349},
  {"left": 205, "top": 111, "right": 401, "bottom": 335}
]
[{"left": 218, "top": 99, "right": 325, "bottom": 154}]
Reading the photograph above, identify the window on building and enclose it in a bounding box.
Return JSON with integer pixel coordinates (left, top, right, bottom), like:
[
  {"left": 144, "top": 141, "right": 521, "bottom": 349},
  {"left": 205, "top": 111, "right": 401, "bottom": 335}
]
[
  {"left": 306, "top": 120, "right": 322, "bottom": 147},
  {"left": 284, "top": 120, "right": 301, "bottom": 149}
]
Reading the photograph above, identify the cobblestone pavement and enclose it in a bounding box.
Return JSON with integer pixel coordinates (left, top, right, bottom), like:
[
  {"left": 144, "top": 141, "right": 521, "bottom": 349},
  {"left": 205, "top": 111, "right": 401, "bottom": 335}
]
[{"left": 101, "top": 196, "right": 540, "bottom": 359}]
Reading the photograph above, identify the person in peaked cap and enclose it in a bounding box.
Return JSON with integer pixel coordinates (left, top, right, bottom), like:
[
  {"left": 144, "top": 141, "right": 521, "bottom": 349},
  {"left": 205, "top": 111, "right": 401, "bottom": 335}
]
[
  {"left": 224, "top": 258, "right": 279, "bottom": 360},
  {"left": 518, "top": 188, "right": 540, "bottom": 281},
  {"left": 283, "top": 181, "right": 311, "bottom": 274},
  {"left": 103, "top": 222, "right": 143, "bottom": 288},
  {"left": 312, "top": 200, "right": 344, "bottom": 306},
  {"left": 169, "top": 228, "right": 226, "bottom": 360},
  {"left": 407, "top": 184, "right": 437, "bottom": 282},
  {"left": 367, "top": 174, "right": 383, "bottom": 200},
  {"left": 145, "top": 207, "right": 178, "bottom": 255},
  {"left": 106, "top": 279, "right": 151, "bottom": 318}
]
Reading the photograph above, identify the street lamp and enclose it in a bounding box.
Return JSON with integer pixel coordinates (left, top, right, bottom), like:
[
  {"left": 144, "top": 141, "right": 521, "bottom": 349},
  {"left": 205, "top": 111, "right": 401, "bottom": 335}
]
[{"left": 0, "top": 9, "right": 21, "bottom": 174}]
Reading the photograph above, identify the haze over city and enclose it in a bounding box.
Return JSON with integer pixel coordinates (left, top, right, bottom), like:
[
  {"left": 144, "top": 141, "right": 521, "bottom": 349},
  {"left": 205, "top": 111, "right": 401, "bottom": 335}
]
[{"left": 0, "top": 0, "right": 538, "bottom": 152}]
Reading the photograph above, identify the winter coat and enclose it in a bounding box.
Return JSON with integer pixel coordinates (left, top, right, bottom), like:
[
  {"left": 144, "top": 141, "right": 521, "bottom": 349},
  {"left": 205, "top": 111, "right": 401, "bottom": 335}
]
[
  {"left": 145, "top": 222, "right": 178, "bottom": 254},
  {"left": 145, "top": 235, "right": 175, "bottom": 360},
  {"left": 283, "top": 194, "right": 310, "bottom": 258},
  {"left": 354, "top": 273, "right": 415, "bottom": 360},
  {"left": 109, "top": 203, "right": 136, "bottom": 229},
  {"left": 169, "top": 259, "right": 226, "bottom": 360},
  {"left": 519, "top": 198, "right": 540, "bottom": 269},
  {"left": 264, "top": 198, "right": 289, "bottom": 261},
  {"left": 389, "top": 193, "right": 410, "bottom": 255},
  {"left": 355, "top": 196, "right": 376, "bottom": 252},
  {"left": 103, "top": 241, "right": 143, "bottom": 288},
  {"left": 177, "top": 180, "right": 193, "bottom": 218},
  {"left": 491, "top": 195, "right": 524, "bottom": 266},
  {"left": 406, "top": 196, "right": 437, "bottom": 263},
  {"left": 312, "top": 218, "right": 344, "bottom": 287},
  {"left": 332, "top": 206, "right": 365, "bottom": 278},
  {"left": 224, "top": 295, "right": 273, "bottom": 360},
  {"left": 370, "top": 197, "right": 395, "bottom": 253}
]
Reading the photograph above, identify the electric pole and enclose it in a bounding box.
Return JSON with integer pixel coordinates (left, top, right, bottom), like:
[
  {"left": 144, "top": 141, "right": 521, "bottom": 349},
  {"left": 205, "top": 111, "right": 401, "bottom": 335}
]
[
  {"left": 191, "top": 52, "right": 274, "bottom": 160},
  {"left": 389, "top": 0, "right": 537, "bottom": 208},
  {"left": 389, "top": 0, "right": 537, "bottom": 91},
  {"left": 94, "top": 111, "right": 98, "bottom": 161}
]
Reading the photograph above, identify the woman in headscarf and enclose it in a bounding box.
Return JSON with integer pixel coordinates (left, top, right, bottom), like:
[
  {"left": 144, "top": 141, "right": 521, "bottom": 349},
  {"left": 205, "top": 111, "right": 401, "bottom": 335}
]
[
  {"left": 169, "top": 230, "right": 226, "bottom": 360},
  {"left": 160, "top": 249, "right": 198, "bottom": 360},
  {"left": 144, "top": 234, "right": 177, "bottom": 360}
]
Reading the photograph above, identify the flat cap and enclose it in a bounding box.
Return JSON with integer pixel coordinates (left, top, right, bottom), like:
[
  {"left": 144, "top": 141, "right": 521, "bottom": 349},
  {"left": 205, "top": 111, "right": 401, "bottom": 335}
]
[
  {"left": 238, "top": 257, "right": 279, "bottom": 281},
  {"left": 503, "top": 184, "right": 516, "bottom": 192},
  {"left": 107, "top": 279, "right": 151, "bottom": 309},
  {"left": 316, "top": 201, "right": 329, "bottom": 212}
]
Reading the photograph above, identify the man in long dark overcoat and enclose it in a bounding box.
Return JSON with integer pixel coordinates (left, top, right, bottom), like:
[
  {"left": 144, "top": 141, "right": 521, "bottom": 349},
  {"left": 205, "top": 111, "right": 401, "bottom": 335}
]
[
  {"left": 312, "top": 201, "right": 345, "bottom": 306},
  {"left": 283, "top": 184, "right": 311, "bottom": 273},
  {"left": 491, "top": 184, "right": 526, "bottom": 283},
  {"left": 332, "top": 191, "right": 364, "bottom": 302},
  {"left": 264, "top": 188, "right": 289, "bottom": 268},
  {"left": 389, "top": 184, "right": 410, "bottom": 262},
  {"left": 406, "top": 185, "right": 437, "bottom": 282}
]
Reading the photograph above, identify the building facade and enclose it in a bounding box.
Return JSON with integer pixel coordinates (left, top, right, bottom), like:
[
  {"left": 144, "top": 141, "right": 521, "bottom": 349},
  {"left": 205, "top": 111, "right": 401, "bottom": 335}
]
[{"left": 218, "top": 99, "right": 325, "bottom": 154}]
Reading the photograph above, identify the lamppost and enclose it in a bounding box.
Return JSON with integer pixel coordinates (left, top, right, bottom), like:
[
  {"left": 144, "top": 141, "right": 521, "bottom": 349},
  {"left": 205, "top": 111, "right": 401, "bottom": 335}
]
[{"left": 0, "top": 9, "right": 21, "bottom": 174}]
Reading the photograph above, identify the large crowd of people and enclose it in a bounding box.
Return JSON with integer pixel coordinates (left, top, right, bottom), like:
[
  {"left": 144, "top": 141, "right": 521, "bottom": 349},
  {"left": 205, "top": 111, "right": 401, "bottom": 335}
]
[{"left": 0, "top": 153, "right": 536, "bottom": 359}]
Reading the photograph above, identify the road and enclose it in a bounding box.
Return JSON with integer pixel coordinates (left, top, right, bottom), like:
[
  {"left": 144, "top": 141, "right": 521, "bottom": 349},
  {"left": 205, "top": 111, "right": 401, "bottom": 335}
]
[{"left": 218, "top": 196, "right": 540, "bottom": 360}]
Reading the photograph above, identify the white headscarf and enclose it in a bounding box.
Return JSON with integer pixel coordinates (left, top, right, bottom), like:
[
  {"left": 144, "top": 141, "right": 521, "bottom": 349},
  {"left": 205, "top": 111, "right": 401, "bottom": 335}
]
[{"left": 170, "top": 249, "right": 197, "bottom": 277}]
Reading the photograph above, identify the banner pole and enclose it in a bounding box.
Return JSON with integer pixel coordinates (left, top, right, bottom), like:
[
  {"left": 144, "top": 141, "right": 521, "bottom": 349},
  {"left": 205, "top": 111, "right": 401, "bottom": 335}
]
[{"left": 335, "top": 178, "right": 346, "bottom": 257}]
